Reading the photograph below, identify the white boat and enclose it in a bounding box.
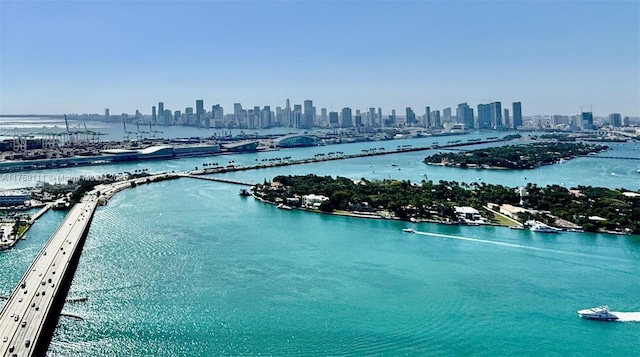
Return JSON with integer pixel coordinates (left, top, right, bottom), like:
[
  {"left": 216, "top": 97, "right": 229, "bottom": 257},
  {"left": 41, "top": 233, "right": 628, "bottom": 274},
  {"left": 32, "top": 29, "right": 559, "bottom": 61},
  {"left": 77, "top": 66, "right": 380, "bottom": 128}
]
[
  {"left": 577, "top": 306, "right": 618, "bottom": 321},
  {"left": 402, "top": 228, "right": 416, "bottom": 233},
  {"left": 276, "top": 203, "right": 292, "bottom": 210},
  {"left": 526, "top": 220, "right": 560, "bottom": 233}
]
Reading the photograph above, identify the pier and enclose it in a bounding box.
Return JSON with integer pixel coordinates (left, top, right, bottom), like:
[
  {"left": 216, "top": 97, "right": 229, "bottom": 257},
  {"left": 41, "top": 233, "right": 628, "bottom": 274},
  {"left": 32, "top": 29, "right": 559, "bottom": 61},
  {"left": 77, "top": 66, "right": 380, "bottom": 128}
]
[{"left": 0, "top": 194, "right": 98, "bottom": 356}]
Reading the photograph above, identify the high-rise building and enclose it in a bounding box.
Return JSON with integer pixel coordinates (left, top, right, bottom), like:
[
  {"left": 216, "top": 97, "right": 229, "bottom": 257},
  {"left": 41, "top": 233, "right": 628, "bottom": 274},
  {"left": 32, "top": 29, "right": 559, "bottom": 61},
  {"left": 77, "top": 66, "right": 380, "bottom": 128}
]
[
  {"left": 391, "top": 109, "right": 396, "bottom": 126},
  {"left": 293, "top": 104, "right": 302, "bottom": 128},
  {"left": 490, "top": 102, "right": 502, "bottom": 129},
  {"left": 341, "top": 107, "right": 353, "bottom": 127},
  {"left": 580, "top": 112, "right": 593, "bottom": 130},
  {"left": 456, "top": 103, "right": 474, "bottom": 129},
  {"left": 503, "top": 109, "right": 510, "bottom": 128},
  {"left": 303, "top": 100, "right": 314, "bottom": 128},
  {"left": 196, "top": 99, "right": 204, "bottom": 124},
  {"left": 424, "top": 106, "right": 431, "bottom": 128},
  {"left": 158, "top": 102, "right": 164, "bottom": 124},
  {"left": 367, "top": 108, "right": 376, "bottom": 126},
  {"left": 355, "top": 114, "right": 362, "bottom": 127},
  {"left": 329, "top": 111, "right": 339, "bottom": 128},
  {"left": 284, "top": 99, "right": 292, "bottom": 127},
  {"left": 443, "top": 107, "right": 452, "bottom": 122},
  {"left": 609, "top": 113, "right": 622, "bottom": 127},
  {"left": 405, "top": 107, "right": 416, "bottom": 126},
  {"left": 234, "top": 103, "right": 243, "bottom": 122},
  {"left": 260, "top": 106, "right": 272, "bottom": 128},
  {"left": 477, "top": 104, "right": 492, "bottom": 130},
  {"left": 152, "top": 106, "right": 157, "bottom": 124},
  {"left": 105, "top": 108, "right": 110, "bottom": 122},
  {"left": 212, "top": 105, "right": 223, "bottom": 120},
  {"left": 320, "top": 108, "right": 328, "bottom": 127},
  {"left": 432, "top": 110, "right": 441, "bottom": 128},
  {"left": 512, "top": 102, "right": 522, "bottom": 129},
  {"left": 623, "top": 116, "right": 630, "bottom": 126},
  {"left": 377, "top": 108, "right": 382, "bottom": 126}
]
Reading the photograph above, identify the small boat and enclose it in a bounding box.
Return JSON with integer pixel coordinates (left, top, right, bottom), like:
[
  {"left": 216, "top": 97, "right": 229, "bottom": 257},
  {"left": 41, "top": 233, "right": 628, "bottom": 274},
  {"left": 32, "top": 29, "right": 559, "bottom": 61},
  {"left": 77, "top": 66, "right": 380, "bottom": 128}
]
[
  {"left": 276, "top": 203, "right": 292, "bottom": 210},
  {"left": 525, "top": 220, "right": 560, "bottom": 233},
  {"left": 239, "top": 188, "right": 251, "bottom": 196},
  {"left": 402, "top": 228, "right": 416, "bottom": 233},
  {"left": 577, "top": 306, "right": 618, "bottom": 321},
  {"left": 509, "top": 225, "right": 524, "bottom": 230}
]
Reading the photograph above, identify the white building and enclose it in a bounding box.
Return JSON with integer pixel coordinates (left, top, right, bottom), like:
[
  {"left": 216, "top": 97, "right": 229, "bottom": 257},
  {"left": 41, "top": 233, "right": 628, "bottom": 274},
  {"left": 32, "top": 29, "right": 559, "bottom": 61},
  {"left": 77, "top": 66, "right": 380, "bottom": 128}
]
[{"left": 302, "top": 194, "right": 329, "bottom": 208}]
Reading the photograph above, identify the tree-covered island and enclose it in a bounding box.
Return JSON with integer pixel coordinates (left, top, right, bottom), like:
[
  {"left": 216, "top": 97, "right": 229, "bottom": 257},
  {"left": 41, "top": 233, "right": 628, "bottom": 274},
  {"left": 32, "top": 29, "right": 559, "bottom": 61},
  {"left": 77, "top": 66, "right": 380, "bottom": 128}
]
[
  {"left": 253, "top": 174, "right": 639, "bottom": 235},
  {"left": 424, "top": 142, "right": 608, "bottom": 169}
]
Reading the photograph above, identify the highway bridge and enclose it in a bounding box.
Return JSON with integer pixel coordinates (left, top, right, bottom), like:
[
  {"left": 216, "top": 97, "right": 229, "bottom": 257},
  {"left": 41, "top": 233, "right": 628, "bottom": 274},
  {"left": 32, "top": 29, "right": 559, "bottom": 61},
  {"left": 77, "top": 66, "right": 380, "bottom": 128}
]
[{"left": 0, "top": 194, "right": 98, "bottom": 356}]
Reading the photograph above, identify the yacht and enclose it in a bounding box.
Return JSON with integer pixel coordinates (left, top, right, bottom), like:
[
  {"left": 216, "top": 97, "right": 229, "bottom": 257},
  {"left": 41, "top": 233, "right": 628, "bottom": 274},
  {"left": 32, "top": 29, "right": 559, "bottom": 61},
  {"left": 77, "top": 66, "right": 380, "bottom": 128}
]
[
  {"left": 526, "top": 220, "right": 560, "bottom": 233},
  {"left": 276, "top": 203, "right": 292, "bottom": 210},
  {"left": 577, "top": 306, "right": 618, "bottom": 321},
  {"left": 238, "top": 188, "right": 251, "bottom": 196},
  {"left": 402, "top": 228, "right": 416, "bottom": 233}
]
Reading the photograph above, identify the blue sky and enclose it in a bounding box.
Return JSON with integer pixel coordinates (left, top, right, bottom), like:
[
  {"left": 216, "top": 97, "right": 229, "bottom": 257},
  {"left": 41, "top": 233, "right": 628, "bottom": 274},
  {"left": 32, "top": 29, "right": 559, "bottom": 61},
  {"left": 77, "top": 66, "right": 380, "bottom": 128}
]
[{"left": 1, "top": 0, "right": 638, "bottom": 116}]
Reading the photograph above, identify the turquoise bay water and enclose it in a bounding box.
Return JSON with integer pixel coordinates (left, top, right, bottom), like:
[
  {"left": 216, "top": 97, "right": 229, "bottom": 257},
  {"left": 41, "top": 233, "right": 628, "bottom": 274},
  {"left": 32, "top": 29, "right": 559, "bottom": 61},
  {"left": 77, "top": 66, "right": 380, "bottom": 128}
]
[
  {"left": 36, "top": 180, "right": 640, "bottom": 356},
  {"left": 0, "top": 128, "right": 638, "bottom": 355}
]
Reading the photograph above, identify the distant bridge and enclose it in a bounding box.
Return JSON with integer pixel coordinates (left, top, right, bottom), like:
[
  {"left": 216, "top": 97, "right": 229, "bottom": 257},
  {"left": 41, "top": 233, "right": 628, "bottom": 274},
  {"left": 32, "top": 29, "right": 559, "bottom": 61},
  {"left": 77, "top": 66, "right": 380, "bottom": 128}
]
[{"left": 185, "top": 174, "right": 256, "bottom": 186}]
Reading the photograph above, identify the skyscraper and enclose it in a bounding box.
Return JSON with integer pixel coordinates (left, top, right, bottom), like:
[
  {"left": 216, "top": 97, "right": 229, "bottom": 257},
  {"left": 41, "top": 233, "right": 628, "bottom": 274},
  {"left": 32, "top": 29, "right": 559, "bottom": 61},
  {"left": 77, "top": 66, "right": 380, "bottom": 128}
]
[
  {"left": 284, "top": 99, "right": 292, "bottom": 127},
  {"left": 580, "top": 112, "right": 593, "bottom": 130},
  {"left": 303, "top": 100, "right": 314, "bottom": 128},
  {"left": 609, "top": 113, "right": 622, "bottom": 127},
  {"left": 329, "top": 111, "right": 339, "bottom": 128},
  {"left": 512, "top": 102, "right": 522, "bottom": 129},
  {"left": 432, "top": 110, "right": 441, "bottom": 128},
  {"left": 456, "top": 103, "right": 474, "bottom": 129},
  {"left": 377, "top": 108, "right": 382, "bottom": 127},
  {"left": 424, "top": 106, "right": 431, "bottom": 128},
  {"left": 196, "top": 99, "right": 204, "bottom": 125},
  {"left": 341, "top": 107, "right": 353, "bottom": 127},
  {"left": 405, "top": 107, "right": 416, "bottom": 126},
  {"left": 321, "top": 108, "right": 328, "bottom": 127},
  {"left": 443, "top": 107, "right": 452, "bottom": 122},
  {"left": 152, "top": 106, "right": 157, "bottom": 124},
  {"left": 158, "top": 102, "right": 164, "bottom": 124},
  {"left": 503, "top": 109, "right": 510, "bottom": 128},
  {"left": 234, "top": 103, "right": 243, "bottom": 123},
  {"left": 293, "top": 104, "right": 302, "bottom": 128},
  {"left": 489, "top": 102, "right": 502, "bottom": 129},
  {"left": 477, "top": 104, "right": 492, "bottom": 130}
]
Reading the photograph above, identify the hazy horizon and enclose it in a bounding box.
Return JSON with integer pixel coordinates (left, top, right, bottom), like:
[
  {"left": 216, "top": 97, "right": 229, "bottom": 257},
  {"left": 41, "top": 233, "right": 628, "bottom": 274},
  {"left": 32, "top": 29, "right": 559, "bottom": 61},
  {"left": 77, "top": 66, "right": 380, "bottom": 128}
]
[{"left": 1, "top": 1, "right": 638, "bottom": 117}]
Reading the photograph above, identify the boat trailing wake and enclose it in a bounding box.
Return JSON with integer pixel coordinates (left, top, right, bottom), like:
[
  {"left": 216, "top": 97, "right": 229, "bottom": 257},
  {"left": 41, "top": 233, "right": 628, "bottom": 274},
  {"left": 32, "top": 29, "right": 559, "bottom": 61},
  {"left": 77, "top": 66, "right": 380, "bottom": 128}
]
[
  {"left": 412, "top": 230, "right": 624, "bottom": 261},
  {"left": 611, "top": 312, "right": 640, "bottom": 322}
]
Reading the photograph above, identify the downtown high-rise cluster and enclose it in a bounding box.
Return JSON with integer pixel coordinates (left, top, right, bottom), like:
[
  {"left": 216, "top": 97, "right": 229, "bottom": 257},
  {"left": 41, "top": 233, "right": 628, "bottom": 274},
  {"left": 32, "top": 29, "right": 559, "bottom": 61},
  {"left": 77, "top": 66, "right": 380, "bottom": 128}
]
[{"left": 112, "top": 99, "right": 530, "bottom": 132}]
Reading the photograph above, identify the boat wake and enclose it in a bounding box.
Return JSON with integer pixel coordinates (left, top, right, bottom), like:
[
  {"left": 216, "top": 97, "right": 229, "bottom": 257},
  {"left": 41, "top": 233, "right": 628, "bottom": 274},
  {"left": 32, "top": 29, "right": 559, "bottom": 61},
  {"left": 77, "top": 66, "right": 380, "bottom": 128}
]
[
  {"left": 412, "top": 230, "right": 624, "bottom": 261},
  {"left": 611, "top": 312, "right": 640, "bottom": 322}
]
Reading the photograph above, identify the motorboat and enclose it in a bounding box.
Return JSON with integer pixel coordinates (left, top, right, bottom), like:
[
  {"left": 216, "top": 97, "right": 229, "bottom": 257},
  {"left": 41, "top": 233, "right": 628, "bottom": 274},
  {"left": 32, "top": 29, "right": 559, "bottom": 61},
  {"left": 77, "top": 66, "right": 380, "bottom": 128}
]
[
  {"left": 577, "top": 306, "right": 618, "bottom": 321},
  {"left": 238, "top": 188, "right": 251, "bottom": 196},
  {"left": 525, "top": 220, "right": 560, "bottom": 233},
  {"left": 276, "top": 203, "right": 292, "bottom": 210},
  {"left": 402, "top": 228, "right": 416, "bottom": 233}
]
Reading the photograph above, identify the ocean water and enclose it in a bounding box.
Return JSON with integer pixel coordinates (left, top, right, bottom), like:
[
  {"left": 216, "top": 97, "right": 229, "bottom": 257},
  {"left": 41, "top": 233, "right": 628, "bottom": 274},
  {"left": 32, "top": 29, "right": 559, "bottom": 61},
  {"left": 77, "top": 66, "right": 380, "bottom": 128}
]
[{"left": 0, "top": 125, "right": 638, "bottom": 355}]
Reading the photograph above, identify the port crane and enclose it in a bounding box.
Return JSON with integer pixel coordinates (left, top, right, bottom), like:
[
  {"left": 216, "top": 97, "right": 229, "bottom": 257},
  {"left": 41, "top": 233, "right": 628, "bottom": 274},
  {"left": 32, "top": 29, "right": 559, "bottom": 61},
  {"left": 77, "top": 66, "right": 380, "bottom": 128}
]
[
  {"left": 122, "top": 117, "right": 135, "bottom": 141},
  {"left": 148, "top": 122, "right": 163, "bottom": 138},
  {"left": 135, "top": 122, "right": 151, "bottom": 140}
]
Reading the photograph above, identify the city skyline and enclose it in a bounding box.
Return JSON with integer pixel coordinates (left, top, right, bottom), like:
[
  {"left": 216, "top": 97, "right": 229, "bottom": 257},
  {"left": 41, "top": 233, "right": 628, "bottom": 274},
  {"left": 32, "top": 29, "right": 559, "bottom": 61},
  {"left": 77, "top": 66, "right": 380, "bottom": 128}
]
[{"left": 1, "top": 1, "right": 638, "bottom": 116}]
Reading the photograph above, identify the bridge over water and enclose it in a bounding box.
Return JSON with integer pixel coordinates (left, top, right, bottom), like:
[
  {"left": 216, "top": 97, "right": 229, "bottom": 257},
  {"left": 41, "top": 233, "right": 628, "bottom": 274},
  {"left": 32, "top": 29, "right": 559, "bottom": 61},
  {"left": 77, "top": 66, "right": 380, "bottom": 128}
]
[{"left": 0, "top": 195, "right": 98, "bottom": 356}]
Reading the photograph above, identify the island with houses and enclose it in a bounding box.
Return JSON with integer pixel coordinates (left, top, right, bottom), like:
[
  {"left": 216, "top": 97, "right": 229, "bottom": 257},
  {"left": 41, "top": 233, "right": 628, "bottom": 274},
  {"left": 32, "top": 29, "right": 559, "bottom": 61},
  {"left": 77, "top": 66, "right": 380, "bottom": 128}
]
[{"left": 252, "top": 174, "right": 639, "bottom": 235}]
